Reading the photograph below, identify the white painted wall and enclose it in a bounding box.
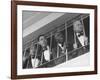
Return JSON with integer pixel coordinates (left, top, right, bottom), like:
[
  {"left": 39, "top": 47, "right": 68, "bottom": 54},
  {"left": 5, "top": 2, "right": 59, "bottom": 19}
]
[{"left": 0, "top": 0, "right": 100, "bottom": 80}]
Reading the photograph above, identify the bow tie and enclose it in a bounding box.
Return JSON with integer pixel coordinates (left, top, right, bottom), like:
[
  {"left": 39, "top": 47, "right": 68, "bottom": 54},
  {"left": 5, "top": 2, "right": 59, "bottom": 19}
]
[
  {"left": 31, "top": 55, "right": 35, "bottom": 59},
  {"left": 61, "top": 44, "right": 64, "bottom": 47},
  {"left": 43, "top": 47, "right": 47, "bottom": 51},
  {"left": 77, "top": 32, "right": 84, "bottom": 37},
  {"left": 58, "top": 43, "right": 64, "bottom": 48}
]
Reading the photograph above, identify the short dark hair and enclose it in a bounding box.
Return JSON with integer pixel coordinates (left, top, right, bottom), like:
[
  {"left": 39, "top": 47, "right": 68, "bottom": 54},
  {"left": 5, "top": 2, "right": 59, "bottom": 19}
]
[{"left": 37, "top": 34, "right": 45, "bottom": 41}]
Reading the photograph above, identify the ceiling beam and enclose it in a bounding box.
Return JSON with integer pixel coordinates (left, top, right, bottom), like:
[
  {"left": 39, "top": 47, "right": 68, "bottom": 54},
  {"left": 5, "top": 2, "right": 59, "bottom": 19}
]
[{"left": 23, "top": 13, "right": 65, "bottom": 37}]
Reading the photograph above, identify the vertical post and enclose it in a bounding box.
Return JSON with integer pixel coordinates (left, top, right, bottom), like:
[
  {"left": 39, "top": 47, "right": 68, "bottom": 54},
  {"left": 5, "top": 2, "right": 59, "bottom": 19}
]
[
  {"left": 23, "top": 48, "right": 26, "bottom": 57},
  {"left": 74, "top": 32, "right": 77, "bottom": 48},
  {"left": 49, "top": 32, "right": 52, "bottom": 61},
  {"left": 80, "top": 15, "right": 86, "bottom": 51},
  {"left": 81, "top": 15, "right": 86, "bottom": 37},
  {"left": 57, "top": 28, "right": 60, "bottom": 58},
  {"left": 65, "top": 21, "right": 68, "bottom": 61},
  {"left": 26, "top": 58, "right": 29, "bottom": 68},
  {"left": 26, "top": 48, "right": 29, "bottom": 68},
  {"left": 73, "top": 20, "right": 77, "bottom": 50},
  {"left": 33, "top": 43, "right": 38, "bottom": 68},
  {"left": 40, "top": 52, "right": 44, "bottom": 65},
  {"left": 57, "top": 45, "right": 59, "bottom": 58}
]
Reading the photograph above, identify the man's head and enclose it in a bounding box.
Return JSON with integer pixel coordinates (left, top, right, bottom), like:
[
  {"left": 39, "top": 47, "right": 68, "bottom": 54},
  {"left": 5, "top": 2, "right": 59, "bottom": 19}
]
[
  {"left": 54, "top": 31, "right": 64, "bottom": 44},
  {"left": 30, "top": 44, "right": 37, "bottom": 57},
  {"left": 38, "top": 34, "right": 47, "bottom": 48},
  {"left": 73, "top": 20, "right": 83, "bottom": 33}
]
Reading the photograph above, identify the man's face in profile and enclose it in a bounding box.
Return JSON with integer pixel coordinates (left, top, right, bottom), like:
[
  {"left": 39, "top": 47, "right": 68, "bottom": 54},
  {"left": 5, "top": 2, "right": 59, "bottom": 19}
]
[
  {"left": 55, "top": 32, "right": 64, "bottom": 44},
  {"left": 73, "top": 20, "right": 83, "bottom": 33},
  {"left": 38, "top": 36, "right": 47, "bottom": 47}
]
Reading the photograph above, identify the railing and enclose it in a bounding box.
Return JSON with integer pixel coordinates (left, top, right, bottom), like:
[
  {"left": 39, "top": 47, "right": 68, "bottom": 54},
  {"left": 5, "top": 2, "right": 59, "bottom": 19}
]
[{"left": 37, "top": 44, "right": 89, "bottom": 68}]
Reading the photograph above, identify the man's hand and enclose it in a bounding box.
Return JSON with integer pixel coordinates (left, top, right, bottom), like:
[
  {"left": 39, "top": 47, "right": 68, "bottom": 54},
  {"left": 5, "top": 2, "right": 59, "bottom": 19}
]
[{"left": 73, "top": 43, "right": 78, "bottom": 49}]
